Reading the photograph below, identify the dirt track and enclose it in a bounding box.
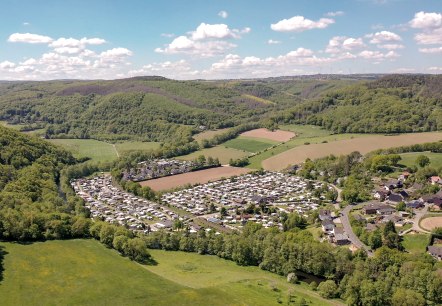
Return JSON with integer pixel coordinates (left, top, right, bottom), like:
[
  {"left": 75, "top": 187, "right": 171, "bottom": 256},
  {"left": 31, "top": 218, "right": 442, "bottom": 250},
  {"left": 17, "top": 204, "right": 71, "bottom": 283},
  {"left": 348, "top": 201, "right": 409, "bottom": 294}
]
[
  {"left": 262, "top": 132, "right": 442, "bottom": 170},
  {"left": 139, "top": 166, "right": 251, "bottom": 191}
]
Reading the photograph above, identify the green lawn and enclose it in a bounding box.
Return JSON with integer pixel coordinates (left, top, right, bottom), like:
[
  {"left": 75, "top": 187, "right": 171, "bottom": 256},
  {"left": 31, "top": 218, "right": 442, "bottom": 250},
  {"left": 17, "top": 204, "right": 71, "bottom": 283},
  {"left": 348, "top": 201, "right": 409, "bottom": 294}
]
[
  {"left": 223, "top": 136, "right": 279, "bottom": 153},
  {"left": 399, "top": 152, "right": 442, "bottom": 169},
  {"left": 48, "top": 139, "right": 118, "bottom": 163},
  {"left": 402, "top": 234, "right": 430, "bottom": 254},
  {"left": 279, "top": 124, "right": 333, "bottom": 138},
  {"left": 0, "top": 240, "right": 341, "bottom": 306},
  {"left": 114, "top": 141, "right": 161, "bottom": 155}
]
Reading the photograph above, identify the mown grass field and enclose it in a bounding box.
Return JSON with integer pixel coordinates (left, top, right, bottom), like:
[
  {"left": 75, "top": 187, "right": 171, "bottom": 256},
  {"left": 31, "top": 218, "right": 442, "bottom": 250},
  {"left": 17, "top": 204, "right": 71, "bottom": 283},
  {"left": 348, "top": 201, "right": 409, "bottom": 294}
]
[
  {"left": 114, "top": 141, "right": 161, "bottom": 155},
  {"left": 0, "top": 239, "right": 340, "bottom": 306},
  {"left": 179, "top": 145, "right": 249, "bottom": 164},
  {"left": 402, "top": 234, "right": 430, "bottom": 254},
  {"left": 399, "top": 152, "right": 442, "bottom": 169},
  {"left": 193, "top": 128, "right": 231, "bottom": 142},
  {"left": 223, "top": 136, "right": 279, "bottom": 153},
  {"left": 279, "top": 124, "right": 333, "bottom": 138}
]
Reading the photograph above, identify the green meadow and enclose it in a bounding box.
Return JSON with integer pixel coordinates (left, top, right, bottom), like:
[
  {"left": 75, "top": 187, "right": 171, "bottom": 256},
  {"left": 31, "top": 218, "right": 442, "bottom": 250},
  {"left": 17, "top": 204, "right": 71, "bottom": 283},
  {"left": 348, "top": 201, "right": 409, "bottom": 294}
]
[
  {"left": 223, "top": 136, "right": 279, "bottom": 153},
  {"left": 0, "top": 239, "right": 341, "bottom": 306},
  {"left": 399, "top": 152, "right": 442, "bottom": 169}
]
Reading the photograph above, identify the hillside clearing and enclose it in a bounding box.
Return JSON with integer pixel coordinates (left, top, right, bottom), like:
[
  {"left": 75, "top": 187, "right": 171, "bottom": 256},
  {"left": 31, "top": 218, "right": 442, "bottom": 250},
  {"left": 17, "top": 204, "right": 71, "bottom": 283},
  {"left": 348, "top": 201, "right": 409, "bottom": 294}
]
[
  {"left": 399, "top": 152, "right": 442, "bottom": 169},
  {"left": 262, "top": 132, "right": 442, "bottom": 171},
  {"left": 223, "top": 136, "right": 279, "bottom": 153},
  {"left": 240, "top": 128, "right": 295, "bottom": 142},
  {"left": 0, "top": 239, "right": 338, "bottom": 306},
  {"left": 48, "top": 139, "right": 117, "bottom": 162},
  {"left": 193, "top": 128, "right": 232, "bottom": 142},
  {"left": 139, "top": 166, "right": 251, "bottom": 191},
  {"left": 178, "top": 145, "right": 249, "bottom": 164}
]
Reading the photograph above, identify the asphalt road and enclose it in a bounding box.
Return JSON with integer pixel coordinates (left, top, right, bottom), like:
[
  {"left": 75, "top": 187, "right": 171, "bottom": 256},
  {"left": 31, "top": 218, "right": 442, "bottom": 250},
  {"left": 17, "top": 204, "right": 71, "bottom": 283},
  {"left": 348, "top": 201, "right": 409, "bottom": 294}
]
[{"left": 341, "top": 205, "right": 374, "bottom": 257}]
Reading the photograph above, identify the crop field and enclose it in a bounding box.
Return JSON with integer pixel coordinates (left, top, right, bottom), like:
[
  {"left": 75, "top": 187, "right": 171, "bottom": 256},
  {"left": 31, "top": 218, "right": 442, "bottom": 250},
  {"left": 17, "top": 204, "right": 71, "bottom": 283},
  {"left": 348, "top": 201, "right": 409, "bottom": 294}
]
[
  {"left": 48, "top": 139, "right": 118, "bottom": 162},
  {"left": 420, "top": 217, "right": 442, "bottom": 231},
  {"left": 0, "top": 240, "right": 338, "bottom": 306},
  {"left": 193, "top": 128, "right": 231, "bottom": 142},
  {"left": 179, "top": 145, "right": 249, "bottom": 164},
  {"left": 139, "top": 166, "right": 252, "bottom": 191},
  {"left": 223, "top": 136, "right": 279, "bottom": 153},
  {"left": 399, "top": 152, "right": 442, "bottom": 169},
  {"left": 279, "top": 124, "right": 333, "bottom": 138},
  {"left": 240, "top": 128, "right": 295, "bottom": 142},
  {"left": 262, "top": 132, "right": 442, "bottom": 171}
]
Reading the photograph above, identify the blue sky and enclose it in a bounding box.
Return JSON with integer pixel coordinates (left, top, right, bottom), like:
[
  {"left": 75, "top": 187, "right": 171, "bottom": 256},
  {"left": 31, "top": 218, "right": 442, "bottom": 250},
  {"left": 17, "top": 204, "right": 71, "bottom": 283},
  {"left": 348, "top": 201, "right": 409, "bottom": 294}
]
[{"left": 1, "top": 0, "right": 442, "bottom": 79}]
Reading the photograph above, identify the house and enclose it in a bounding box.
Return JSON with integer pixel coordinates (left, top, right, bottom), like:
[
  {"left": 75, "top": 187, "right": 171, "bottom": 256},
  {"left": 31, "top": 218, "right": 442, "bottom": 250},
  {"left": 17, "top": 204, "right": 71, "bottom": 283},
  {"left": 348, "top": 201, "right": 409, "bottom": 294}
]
[
  {"left": 377, "top": 206, "right": 396, "bottom": 216},
  {"left": 354, "top": 214, "right": 366, "bottom": 222},
  {"left": 366, "top": 223, "right": 379, "bottom": 232},
  {"left": 399, "top": 172, "right": 410, "bottom": 181},
  {"left": 362, "top": 202, "right": 384, "bottom": 215},
  {"left": 374, "top": 189, "right": 389, "bottom": 201},
  {"left": 321, "top": 219, "right": 335, "bottom": 232},
  {"left": 333, "top": 228, "right": 350, "bottom": 245},
  {"left": 430, "top": 176, "right": 442, "bottom": 185},
  {"left": 428, "top": 246, "right": 442, "bottom": 260},
  {"left": 433, "top": 198, "right": 442, "bottom": 209},
  {"left": 319, "top": 209, "right": 332, "bottom": 221},
  {"left": 406, "top": 200, "right": 424, "bottom": 209},
  {"left": 387, "top": 193, "right": 403, "bottom": 204},
  {"left": 384, "top": 180, "right": 403, "bottom": 191}
]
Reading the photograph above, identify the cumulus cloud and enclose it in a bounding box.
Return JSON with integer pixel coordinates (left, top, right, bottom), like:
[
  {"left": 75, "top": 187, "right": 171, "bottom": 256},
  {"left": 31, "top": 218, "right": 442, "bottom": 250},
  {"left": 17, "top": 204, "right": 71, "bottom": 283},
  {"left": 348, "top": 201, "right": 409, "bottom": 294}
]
[
  {"left": 377, "top": 44, "right": 404, "bottom": 50},
  {"left": 161, "top": 33, "right": 175, "bottom": 38},
  {"left": 0, "top": 61, "right": 16, "bottom": 69},
  {"left": 155, "top": 22, "right": 249, "bottom": 57},
  {"left": 358, "top": 50, "right": 399, "bottom": 59},
  {"left": 267, "top": 39, "right": 281, "bottom": 45},
  {"left": 218, "top": 10, "right": 228, "bottom": 19},
  {"left": 419, "top": 46, "right": 442, "bottom": 54},
  {"left": 49, "top": 37, "right": 106, "bottom": 48},
  {"left": 129, "top": 60, "right": 198, "bottom": 79},
  {"left": 271, "top": 15, "right": 334, "bottom": 32},
  {"left": 326, "top": 36, "right": 365, "bottom": 54},
  {"left": 428, "top": 66, "right": 442, "bottom": 72},
  {"left": 409, "top": 11, "right": 442, "bottom": 29},
  {"left": 8, "top": 33, "right": 53, "bottom": 44},
  {"left": 366, "top": 31, "right": 401, "bottom": 44},
  {"left": 414, "top": 27, "right": 442, "bottom": 45}
]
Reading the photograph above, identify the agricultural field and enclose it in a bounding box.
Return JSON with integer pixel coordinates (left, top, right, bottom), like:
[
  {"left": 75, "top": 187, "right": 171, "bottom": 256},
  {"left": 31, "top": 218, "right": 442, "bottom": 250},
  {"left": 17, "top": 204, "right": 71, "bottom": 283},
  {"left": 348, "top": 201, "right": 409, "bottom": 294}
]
[
  {"left": 114, "top": 141, "right": 161, "bottom": 155},
  {"left": 193, "top": 128, "right": 231, "bottom": 142},
  {"left": 223, "top": 136, "right": 279, "bottom": 153},
  {"left": 48, "top": 139, "right": 118, "bottom": 162},
  {"left": 179, "top": 145, "right": 249, "bottom": 164},
  {"left": 402, "top": 234, "right": 430, "bottom": 254},
  {"left": 139, "top": 166, "right": 251, "bottom": 191},
  {"left": 279, "top": 124, "right": 333, "bottom": 138},
  {"left": 262, "top": 132, "right": 442, "bottom": 171},
  {"left": 0, "top": 240, "right": 337, "bottom": 306},
  {"left": 399, "top": 152, "right": 442, "bottom": 169},
  {"left": 240, "top": 128, "right": 295, "bottom": 142},
  {"left": 420, "top": 216, "right": 442, "bottom": 231}
]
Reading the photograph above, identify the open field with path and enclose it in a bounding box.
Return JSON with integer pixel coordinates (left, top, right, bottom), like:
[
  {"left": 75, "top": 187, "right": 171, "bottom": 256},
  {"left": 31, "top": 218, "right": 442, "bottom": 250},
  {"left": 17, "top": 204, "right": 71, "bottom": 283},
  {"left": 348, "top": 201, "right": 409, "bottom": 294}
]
[
  {"left": 262, "top": 132, "right": 442, "bottom": 171},
  {"left": 139, "top": 166, "right": 252, "bottom": 191},
  {"left": 0, "top": 240, "right": 339, "bottom": 306},
  {"left": 240, "top": 128, "right": 295, "bottom": 142},
  {"left": 420, "top": 216, "right": 442, "bottom": 231},
  {"left": 223, "top": 136, "right": 279, "bottom": 153},
  {"left": 179, "top": 145, "right": 249, "bottom": 164}
]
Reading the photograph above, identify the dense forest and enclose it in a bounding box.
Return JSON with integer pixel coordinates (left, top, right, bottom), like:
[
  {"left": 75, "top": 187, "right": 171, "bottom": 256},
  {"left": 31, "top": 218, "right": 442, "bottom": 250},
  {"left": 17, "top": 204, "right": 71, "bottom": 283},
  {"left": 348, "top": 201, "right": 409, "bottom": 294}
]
[
  {"left": 276, "top": 75, "right": 442, "bottom": 133},
  {"left": 0, "top": 76, "right": 359, "bottom": 143}
]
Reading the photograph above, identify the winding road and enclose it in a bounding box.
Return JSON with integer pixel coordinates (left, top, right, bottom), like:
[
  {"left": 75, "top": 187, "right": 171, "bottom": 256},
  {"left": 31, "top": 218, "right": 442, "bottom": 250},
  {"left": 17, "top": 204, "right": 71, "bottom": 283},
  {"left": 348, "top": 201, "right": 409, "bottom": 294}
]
[{"left": 341, "top": 204, "right": 374, "bottom": 257}]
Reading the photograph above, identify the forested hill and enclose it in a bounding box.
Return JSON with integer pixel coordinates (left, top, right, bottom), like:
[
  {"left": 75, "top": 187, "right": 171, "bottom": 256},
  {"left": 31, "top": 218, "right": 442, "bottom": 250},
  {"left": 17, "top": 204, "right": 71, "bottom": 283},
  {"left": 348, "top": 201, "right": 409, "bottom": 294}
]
[
  {"left": 279, "top": 74, "right": 442, "bottom": 133},
  {"left": 0, "top": 76, "right": 357, "bottom": 142},
  {"left": 0, "top": 126, "right": 84, "bottom": 241}
]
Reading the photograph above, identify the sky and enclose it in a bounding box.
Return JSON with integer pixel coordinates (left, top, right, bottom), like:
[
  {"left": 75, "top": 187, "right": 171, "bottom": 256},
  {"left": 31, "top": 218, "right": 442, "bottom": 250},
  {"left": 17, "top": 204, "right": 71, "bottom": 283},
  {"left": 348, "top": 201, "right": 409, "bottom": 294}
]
[{"left": 1, "top": 0, "right": 442, "bottom": 80}]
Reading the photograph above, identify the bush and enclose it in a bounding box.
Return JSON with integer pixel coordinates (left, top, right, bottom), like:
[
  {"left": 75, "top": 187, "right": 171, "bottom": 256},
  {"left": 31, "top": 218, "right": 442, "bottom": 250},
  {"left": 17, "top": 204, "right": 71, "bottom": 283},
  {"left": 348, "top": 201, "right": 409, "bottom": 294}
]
[{"left": 317, "top": 280, "right": 337, "bottom": 298}]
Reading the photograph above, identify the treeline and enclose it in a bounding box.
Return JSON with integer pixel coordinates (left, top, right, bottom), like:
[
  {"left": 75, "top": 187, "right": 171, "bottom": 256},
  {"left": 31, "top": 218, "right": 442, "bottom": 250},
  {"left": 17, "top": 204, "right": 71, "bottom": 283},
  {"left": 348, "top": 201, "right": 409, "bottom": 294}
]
[
  {"left": 199, "top": 123, "right": 260, "bottom": 148},
  {"left": 141, "top": 223, "right": 442, "bottom": 305}
]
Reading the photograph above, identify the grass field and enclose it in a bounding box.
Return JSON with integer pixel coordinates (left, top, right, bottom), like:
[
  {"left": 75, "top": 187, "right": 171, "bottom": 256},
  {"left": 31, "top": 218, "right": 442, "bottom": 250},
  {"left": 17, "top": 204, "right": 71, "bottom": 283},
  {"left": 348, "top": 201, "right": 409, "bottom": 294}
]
[
  {"left": 279, "top": 124, "right": 333, "bottom": 138},
  {"left": 193, "top": 128, "right": 231, "bottom": 142},
  {"left": 224, "top": 136, "right": 279, "bottom": 153},
  {"left": 399, "top": 152, "right": 442, "bottom": 169},
  {"left": 114, "top": 141, "right": 161, "bottom": 155},
  {"left": 262, "top": 132, "right": 442, "bottom": 171},
  {"left": 402, "top": 234, "right": 430, "bottom": 254},
  {"left": 179, "top": 145, "right": 249, "bottom": 164},
  {"left": 0, "top": 239, "right": 340, "bottom": 306},
  {"left": 48, "top": 139, "right": 118, "bottom": 162},
  {"left": 139, "top": 166, "right": 251, "bottom": 191}
]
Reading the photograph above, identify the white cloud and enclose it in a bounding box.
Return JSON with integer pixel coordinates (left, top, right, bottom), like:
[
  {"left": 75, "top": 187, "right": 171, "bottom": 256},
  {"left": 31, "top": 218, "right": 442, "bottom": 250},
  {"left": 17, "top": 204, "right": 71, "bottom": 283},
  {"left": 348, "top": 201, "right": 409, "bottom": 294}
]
[
  {"left": 267, "top": 39, "right": 281, "bottom": 45},
  {"left": 377, "top": 44, "right": 404, "bottom": 50},
  {"left": 128, "top": 60, "right": 198, "bottom": 79},
  {"left": 392, "top": 68, "right": 415, "bottom": 73},
  {"left": 49, "top": 37, "right": 106, "bottom": 48},
  {"left": 271, "top": 15, "right": 334, "bottom": 32},
  {"left": 358, "top": 50, "right": 399, "bottom": 59},
  {"left": 8, "top": 33, "right": 53, "bottom": 44},
  {"left": 100, "top": 47, "right": 133, "bottom": 59},
  {"left": 286, "top": 48, "right": 314, "bottom": 57},
  {"left": 419, "top": 46, "right": 442, "bottom": 54},
  {"left": 428, "top": 66, "right": 442, "bottom": 72},
  {"left": 0, "top": 61, "right": 16, "bottom": 69},
  {"left": 218, "top": 10, "right": 228, "bottom": 19},
  {"left": 325, "top": 11, "right": 344, "bottom": 17},
  {"left": 161, "top": 33, "right": 175, "bottom": 38},
  {"left": 409, "top": 11, "right": 442, "bottom": 29},
  {"left": 414, "top": 27, "right": 442, "bottom": 45},
  {"left": 23, "top": 22, "right": 30, "bottom": 26},
  {"left": 366, "top": 31, "right": 401, "bottom": 44},
  {"left": 325, "top": 36, "right": 365, "bottom": 54},
  {"left": 53, "top": 47, "right": 82, "bottom": 54},
  {"left": 156, "top": 22, "right": 248, "bottom": 57}
]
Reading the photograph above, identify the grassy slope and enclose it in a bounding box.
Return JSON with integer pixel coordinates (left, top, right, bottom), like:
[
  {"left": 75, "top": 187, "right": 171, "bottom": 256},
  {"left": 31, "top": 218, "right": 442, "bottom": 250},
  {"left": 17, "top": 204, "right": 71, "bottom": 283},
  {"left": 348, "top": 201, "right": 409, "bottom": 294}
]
[
  {"left": 223, "top": 136, "right": 279, "bottom": 153},
  {"left": 48, "top": 139, "right": 117, "bottom": 163},
  {"left": 402, "top": 234, "right": 430, "bottom": 254},
  {"left": 193, "top": 128, "right": 232, "bottom": 142},
  {"left": 114, "top": 141, "right": 161, "bottom": 155},
  {"left": 0, "top": 240, "right": 340, "bottom": 306},
  {"left": 399, "top": 152, "right": 442, "bottom": 169},
  {"left": 178, "top": 146, "right": 250, "bottom": 164}
]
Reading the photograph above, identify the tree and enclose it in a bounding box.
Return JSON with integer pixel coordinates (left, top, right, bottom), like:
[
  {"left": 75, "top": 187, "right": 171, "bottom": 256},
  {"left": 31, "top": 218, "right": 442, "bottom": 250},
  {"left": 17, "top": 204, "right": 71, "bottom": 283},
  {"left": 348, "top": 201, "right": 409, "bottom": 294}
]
[
  {"left": 392, "top": 288, "right": 425, "bottom": 306},
  {"left": 416, "top": 155, "right": 430, "bottom": 168},
  {"left": 126, "top": 238, "right": 151, "bottom": 263},
  {"left": 317, "top": 280, "right": 337, "bottom": 298}
]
